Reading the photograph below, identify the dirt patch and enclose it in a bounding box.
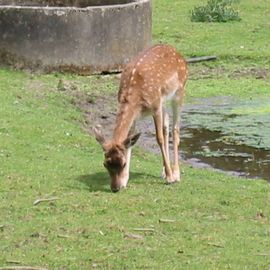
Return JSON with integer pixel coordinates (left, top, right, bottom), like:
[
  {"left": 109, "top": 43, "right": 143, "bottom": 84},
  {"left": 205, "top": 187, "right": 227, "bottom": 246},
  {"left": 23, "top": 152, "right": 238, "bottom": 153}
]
[
  {"left": 80, "top": 93, "right": 119, "bottom": 140},
  {"left": 230, "top": 67, "right": 270, "bottom": 79}
]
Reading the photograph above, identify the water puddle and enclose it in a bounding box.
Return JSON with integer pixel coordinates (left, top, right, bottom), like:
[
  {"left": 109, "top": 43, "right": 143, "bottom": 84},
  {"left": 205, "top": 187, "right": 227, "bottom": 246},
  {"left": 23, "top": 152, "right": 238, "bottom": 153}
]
[
  {"left": 181, "top": 128, "right": 270, "bottom": 181},
  {"left": 180, "top": 96, "right": 270, "bottom": 182}
]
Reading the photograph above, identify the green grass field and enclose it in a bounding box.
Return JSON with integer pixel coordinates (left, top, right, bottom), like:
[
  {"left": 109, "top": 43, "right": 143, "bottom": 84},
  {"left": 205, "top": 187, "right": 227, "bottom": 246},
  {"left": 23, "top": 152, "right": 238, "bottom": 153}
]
[{"left": 1, "top": 0, "right": 270, "bottom": 269}]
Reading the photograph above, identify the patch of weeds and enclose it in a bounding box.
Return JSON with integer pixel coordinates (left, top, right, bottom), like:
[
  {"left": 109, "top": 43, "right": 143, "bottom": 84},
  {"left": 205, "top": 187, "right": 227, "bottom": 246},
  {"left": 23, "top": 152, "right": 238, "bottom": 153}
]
[{"left": 191, "top": 0, "right": 241, "bottom": 23}]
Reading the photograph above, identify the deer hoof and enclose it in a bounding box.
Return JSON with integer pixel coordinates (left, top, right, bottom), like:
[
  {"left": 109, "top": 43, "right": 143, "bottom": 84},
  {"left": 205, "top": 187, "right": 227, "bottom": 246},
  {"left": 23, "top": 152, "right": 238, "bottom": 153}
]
[
  {"left": 165, "top": 175, "right": 177, "bottom": 184},
  {"left": 173, "top": 174, "right": 181, "bottom": 182},
  {"left": 165, "top": 180, "right": 178, "bottom": 185},
  {"left": 165, "top": 175, "right": 181, "bottom": 185}
]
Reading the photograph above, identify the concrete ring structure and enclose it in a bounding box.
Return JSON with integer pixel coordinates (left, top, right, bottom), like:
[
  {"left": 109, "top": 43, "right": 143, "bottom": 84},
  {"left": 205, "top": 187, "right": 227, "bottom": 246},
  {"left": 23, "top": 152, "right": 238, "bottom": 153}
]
[{"left": 0, "top": 0, "right": 152, "bottom": 74}]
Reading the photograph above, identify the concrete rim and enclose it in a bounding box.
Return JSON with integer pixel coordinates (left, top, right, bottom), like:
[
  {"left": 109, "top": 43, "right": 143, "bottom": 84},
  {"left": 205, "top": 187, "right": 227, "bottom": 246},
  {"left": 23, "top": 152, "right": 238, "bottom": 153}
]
[{"left": 0, "top": 0, "right": 150, "bottom": 10}]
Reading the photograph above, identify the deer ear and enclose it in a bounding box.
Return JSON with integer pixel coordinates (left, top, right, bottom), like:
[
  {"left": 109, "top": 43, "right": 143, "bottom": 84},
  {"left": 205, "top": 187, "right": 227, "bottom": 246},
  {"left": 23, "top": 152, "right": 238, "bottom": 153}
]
[
  {"left": 123, "top": 133, "right": 141, "bottom": 149},
  {"left": 93, "top": 127, "right": 105, "bottom": 146}
]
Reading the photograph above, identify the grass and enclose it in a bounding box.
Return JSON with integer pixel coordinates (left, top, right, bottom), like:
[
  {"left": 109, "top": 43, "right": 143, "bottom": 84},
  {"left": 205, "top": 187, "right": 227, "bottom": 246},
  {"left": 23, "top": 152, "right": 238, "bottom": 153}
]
[
  {"left": 1, "top": 0, "right": 270, "bottom": 269},
  {"left": 187, "top": 76, "right": 270, "bottom": 101},
  {"left": 153, "top": 1, "right": 270, "bottom": 101},
  {"left": 0, "top": 70, "right": 269, "bottom": 268},
  {"left": 153, "top": 0, "right": 270, "bottom": 60}
]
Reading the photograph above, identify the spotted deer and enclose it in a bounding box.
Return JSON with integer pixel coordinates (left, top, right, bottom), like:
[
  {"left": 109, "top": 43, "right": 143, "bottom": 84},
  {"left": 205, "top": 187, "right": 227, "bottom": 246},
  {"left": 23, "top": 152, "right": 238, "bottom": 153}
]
[{"left": 94, "top": 44, "right": 188, "bottom": 192}]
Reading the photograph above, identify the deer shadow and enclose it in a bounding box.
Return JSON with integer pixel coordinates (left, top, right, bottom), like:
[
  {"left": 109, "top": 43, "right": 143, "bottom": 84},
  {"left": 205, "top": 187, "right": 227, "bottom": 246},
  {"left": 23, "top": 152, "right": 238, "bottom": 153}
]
[
  {"left": 77, "top": 171, "right": 161, "bottom": 193},
  {"left": 77, "top": 171, "right": 111, "bottom": 193}
]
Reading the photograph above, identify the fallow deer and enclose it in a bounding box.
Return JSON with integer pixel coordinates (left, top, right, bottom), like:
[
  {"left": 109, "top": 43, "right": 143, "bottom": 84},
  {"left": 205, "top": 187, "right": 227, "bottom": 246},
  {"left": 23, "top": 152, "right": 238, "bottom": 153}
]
[{"left": 94, "top": 44, "right": 188, "bottom": 192}]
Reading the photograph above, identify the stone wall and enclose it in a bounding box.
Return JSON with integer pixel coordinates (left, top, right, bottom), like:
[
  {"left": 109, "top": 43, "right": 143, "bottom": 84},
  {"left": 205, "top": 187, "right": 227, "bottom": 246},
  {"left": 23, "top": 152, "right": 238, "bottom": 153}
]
[{"left": 0, "top": 0, "right": 152, "bottom": 74}]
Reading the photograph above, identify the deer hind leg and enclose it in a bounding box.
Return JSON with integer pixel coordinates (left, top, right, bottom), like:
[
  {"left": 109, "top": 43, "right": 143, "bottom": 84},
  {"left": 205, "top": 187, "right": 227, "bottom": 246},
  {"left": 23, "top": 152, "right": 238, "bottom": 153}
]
[
  {"left": 161, "top": 108, "right": 170, "bottom": 179},
  {"left": 153, "top": 107, "right": 174, "bottom": 183},
  {"left": 171, "top": 98, "right": 182, "bottom": 182}
]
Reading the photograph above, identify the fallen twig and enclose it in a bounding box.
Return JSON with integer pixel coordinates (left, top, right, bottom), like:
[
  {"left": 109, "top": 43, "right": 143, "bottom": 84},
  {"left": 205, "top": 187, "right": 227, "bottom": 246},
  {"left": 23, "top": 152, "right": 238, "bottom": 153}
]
[
  {"left": 159, "top": 218, "right": 176, "bottom": 223},
  {"left": 124, "top": 233, "right": 144, "bottom": 240},
  {"left": 255, "top": 253, "right": 270, "bottom": 256},
  {"left": 57, "top": 234, "right": 71, "bottom": 238},
  {"left": 207, "top": 242, "right": 224, "bottom": 248},
  {"left": 133, "top": 228, "right": 155, "bottom": 232},
  {"left": 4, "top": 260, "right": 21, "bottom": 265},
  {"left": 186, "top": 55, "right": 217, "bottom": 64},
  {"left": 33, "top": 197, "right": 58, "bottom": 206},
  {"left": 0, "top": 267, "right": 48, "bottom": 270}
]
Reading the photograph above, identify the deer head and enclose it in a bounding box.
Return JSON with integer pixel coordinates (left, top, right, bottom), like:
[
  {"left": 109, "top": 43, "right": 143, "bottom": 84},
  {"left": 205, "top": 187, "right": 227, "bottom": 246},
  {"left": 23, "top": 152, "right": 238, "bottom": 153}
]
[{"left": 94, "top": 127, "right": 140, "bottom": 192}]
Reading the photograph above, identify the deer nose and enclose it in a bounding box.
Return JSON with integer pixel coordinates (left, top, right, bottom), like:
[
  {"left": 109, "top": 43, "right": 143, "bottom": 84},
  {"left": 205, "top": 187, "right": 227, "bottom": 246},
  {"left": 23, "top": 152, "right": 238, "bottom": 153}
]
[
  {"left": 111, "top": 183, "right": 126, "bottom": 193},
  {"left": 111, "top": 186, "right": 121, "bottom": 193}
]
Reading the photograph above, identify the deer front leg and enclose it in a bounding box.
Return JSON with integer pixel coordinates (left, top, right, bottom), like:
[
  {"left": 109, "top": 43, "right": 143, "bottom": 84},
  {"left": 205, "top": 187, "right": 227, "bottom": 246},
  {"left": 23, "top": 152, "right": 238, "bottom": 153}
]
[
  {"left": 153, "top": 108, "right": 174, "bottom": 183},
  {"left": 161, "top": 109, "right": 170, "bottom": 179},
  {"left": 172, "top": 99, "right": 181, "bottom": 182}
]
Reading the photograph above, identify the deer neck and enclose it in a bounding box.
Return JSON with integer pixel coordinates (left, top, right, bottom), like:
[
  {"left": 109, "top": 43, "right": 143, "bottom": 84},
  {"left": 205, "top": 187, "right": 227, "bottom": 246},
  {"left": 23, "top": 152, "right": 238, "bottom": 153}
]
[{"left": 112, "top": 101, "right": 139, "bottom": 143}]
